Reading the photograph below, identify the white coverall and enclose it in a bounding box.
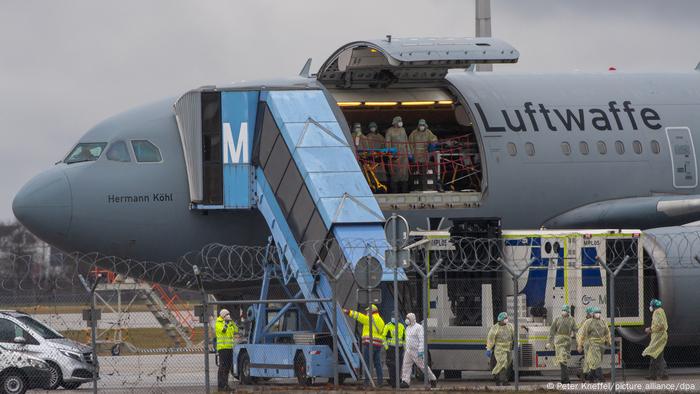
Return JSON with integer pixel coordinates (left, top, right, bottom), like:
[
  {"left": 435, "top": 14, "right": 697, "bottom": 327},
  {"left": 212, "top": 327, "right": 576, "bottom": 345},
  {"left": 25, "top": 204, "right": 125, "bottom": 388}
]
[{"left": 402, "top": 317, "right": 436, "bottom": 384}]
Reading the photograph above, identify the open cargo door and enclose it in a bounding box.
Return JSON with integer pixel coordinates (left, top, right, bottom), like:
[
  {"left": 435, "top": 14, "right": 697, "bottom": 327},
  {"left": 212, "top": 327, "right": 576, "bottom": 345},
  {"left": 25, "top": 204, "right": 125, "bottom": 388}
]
[{"left": 317, "top": 37, "right": 519, "bottom": 88}]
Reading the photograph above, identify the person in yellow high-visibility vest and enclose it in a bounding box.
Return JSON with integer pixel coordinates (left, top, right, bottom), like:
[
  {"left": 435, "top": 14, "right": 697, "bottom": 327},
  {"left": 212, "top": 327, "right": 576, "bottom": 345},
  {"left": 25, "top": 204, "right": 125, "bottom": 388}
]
[
  {"left": 382, "top": 317, "right": 405, "bottom": 387},
  {"left": 344, "top": 304, "right": 385, "bottom": 387},
  {"left": 215, "top": 309, "right": 238, "bottom": 391}
]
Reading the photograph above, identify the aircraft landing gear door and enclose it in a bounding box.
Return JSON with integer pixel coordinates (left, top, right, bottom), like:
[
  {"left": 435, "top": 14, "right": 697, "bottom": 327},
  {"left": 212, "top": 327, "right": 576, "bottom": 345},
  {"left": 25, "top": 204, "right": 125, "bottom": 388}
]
[{"left": 666, "top": 127, "right": 698, "bottom": 189}]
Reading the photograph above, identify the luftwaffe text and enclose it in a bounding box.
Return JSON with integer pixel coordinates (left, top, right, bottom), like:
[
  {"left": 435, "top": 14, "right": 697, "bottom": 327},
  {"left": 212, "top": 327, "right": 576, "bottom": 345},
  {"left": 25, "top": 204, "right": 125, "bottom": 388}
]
[{"left": 475, "top": 101, "right": 661, "bottom": 132}]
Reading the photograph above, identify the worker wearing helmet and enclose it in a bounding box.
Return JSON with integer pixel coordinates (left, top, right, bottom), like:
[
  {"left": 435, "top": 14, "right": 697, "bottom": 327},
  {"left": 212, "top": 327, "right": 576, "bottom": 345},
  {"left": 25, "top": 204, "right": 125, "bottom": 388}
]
[
  {"left": 546, "top": 304, "right": 577, "bottom": 383},
  {"left": 215, "top": 309, "right": 238, "bottom": 391},
  {"left": 344, "top": 304, "right": 385, "bottom": 387},
  {"left": 408, "top": 119, "right": 438, "bottom": 190},
  {"left": 577, "top": 306, "right": 611, "bottom": 383},
  {"left": 385, "top": 116, "right": 410, "bottom": 193},
  {"left": 642, "top": 299, "right": 668, "bottom": 380},
  {"left": 364, "top": 121, "right": 388, "bottom": 184},
  {"left": 400, "top": 312, "right": 437, "bottom": 388},
  {"left": 485, "top": 311, "right": 514, "bottom": 386},
  {"left": 576, "top": 306, "right": 594, "bottom": 381}
]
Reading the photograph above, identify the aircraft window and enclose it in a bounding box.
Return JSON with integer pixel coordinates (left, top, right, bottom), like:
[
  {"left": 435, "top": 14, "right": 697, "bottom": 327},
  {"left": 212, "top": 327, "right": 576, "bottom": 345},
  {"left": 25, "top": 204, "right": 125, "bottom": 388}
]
[
  {"left": 64, "top": 142, "right": 107, "bottom": 164},
  {"left": 561, "top": 142, "right": 571, "bottom": 156},
  {"left": 651, "top": 140, "right": 661, "bottom": 154},
  {"left": 579, "top": 141, "right": 589, "bottom": 155},
  {"left": 525, "top": 142, "right": 535, "bottom": 157},
  {"left": 507, "top": 142, "right": 517, "bottom": 156},
  {"left": 106, "top": 141, "right": 131, "bottom": 162},
  {"left": 132, "top": 140, "right": 163, "bottom": 162},
  {"left": 633, "top": 140, "right": 643, "bottom": 154},
  {"left": 597, "top": 141, "right": 607, "bottom": 155},
  {"left": 615, "top": 140, "right": 625, "bottom": 155}
]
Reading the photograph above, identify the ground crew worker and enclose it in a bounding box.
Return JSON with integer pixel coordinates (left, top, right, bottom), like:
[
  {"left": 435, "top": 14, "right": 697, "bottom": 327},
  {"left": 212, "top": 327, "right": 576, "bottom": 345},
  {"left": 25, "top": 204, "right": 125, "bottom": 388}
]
[
  {"left": 577, "top": 306, "right": 610, "bottom": 383},
  {"left": 642, "top": 298, "right": 669, "bottom": 380},
  {"left": 576, "top": 306, "right": 594, "bottom": 381},
  {"left": 408, "top": 119, "right": 438, "bottom": 190},
  {"left": 546, "top": 304, "right": 577, "bottom": 383},
  {"left": 485, "top": 311, "right": 514, "bottom": 386},
  {"left": 344, "top": 304, "right": 385, "bottom": 387},
  {"left": 215, "top": 309, "right": 238, "bottom": 391},
  {"left": 385, "top": 116, "right": 410, "bottom": 193},
  {"left": 400, "top": 313, "right": 437, "bottom": 388},
  {"left": 364, "top": 122, "right": 387, "bottom": 184},
  {"left": 382, "top": 317, "right": 405, "bottom": 387},
  {"left": 351, "top": 122, "right": 365, "bottom": 149}
]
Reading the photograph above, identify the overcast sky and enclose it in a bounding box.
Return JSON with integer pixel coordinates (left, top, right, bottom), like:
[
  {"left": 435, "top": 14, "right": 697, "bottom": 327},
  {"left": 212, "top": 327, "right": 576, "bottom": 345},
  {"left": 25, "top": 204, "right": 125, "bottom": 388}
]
[{"left": 1, "top": 0, "right": 699, "bottom": 221}]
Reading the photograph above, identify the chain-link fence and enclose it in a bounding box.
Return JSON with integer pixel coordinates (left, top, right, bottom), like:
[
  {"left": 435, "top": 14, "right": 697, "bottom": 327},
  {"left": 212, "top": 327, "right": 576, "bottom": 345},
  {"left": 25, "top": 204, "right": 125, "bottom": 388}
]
[{"left": 1, "top": 230, "right": 700, "bottom": 392}]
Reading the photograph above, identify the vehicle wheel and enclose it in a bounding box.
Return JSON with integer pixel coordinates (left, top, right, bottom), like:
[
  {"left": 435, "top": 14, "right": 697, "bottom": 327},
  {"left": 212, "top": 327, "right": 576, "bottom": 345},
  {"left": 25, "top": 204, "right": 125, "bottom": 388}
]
[
  {"left": 111, "top": 344, "right": 121, "bottom": 356},
  {"left": 328, "top": 374, "right": 347, "bottom": 385},
  {"left": 238, "top": 352, "right": 253, "bottom": 385},
  {"left": 1, "top": 371, "right": 27, "bottom": 394},
  {"left": 294, "top": 352, "right": 312, "bottom": 386},
  {"left": 46, "top": 362, "right": 63, "bottom": 389},
  {"left": 61, "top": 382, "right": 82, "bottom": 390}
]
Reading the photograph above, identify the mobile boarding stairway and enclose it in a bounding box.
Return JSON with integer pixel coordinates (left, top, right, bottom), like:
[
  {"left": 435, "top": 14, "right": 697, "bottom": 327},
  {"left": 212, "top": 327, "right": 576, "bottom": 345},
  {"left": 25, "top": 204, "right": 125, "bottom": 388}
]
[{"left": 175, "top": 86, "right": 399, "bottom": 382}]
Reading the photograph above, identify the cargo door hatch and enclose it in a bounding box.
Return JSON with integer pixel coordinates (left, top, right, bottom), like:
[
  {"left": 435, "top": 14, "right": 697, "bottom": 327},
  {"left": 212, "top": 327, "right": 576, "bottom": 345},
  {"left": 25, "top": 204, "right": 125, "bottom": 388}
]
[{"left": 317, "top": 37, "right": 519, "bottom": 88}]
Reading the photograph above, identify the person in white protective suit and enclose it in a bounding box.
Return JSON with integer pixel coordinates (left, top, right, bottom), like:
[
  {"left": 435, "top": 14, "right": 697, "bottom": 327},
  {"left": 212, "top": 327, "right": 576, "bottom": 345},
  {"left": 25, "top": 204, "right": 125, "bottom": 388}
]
[{"left": 400, "top": 313, "right": 437, "bottom": 388}]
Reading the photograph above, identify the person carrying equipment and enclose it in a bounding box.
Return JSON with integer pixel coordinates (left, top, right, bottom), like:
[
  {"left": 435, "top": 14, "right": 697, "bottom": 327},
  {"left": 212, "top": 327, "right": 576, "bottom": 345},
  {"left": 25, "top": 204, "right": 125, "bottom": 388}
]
[
  {"left": 382, "top": 317, "right": 405, "bottom": 387},
  {"left": 576, "top": 306, "right": 611, "bottom": 383},
  {"left": 642, "top": 298, "right": 669, "bottom": 380},
  {"left": 385, "top": 116, "right": 410, "bottom": 193},
  {"left": 576, "top": 306, "right": 594, "bottom": 381},
  {"left": 408, "top": 119, "right": 438, "bottom": 190},
  {"left": 344, "top": 304, "right": 385, "bottom": 387},
  {"left": 546, "top": 304, "right": 577, "bottom": 383},
  {"left": 485, "top": 311, "right": 514, "bottom": 386},
  {"left": 215, "top": 309, "right": 238, "bottom": 391},
  {"left": 364, "top": 122, "right": 387, "bottom": 182},
  {"left": 400, "top": 313, "right": 437, "bottom": 388}
]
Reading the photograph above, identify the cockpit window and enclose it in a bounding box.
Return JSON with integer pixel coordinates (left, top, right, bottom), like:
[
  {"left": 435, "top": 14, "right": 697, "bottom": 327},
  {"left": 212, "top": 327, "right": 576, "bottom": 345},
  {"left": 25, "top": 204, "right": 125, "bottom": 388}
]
[
  {"left": 106, "top": 141, "right": 131, "bottom": 162},
  {"left": 131, "top": 140, "right": 162, "bottom": 162},
  {"left": 64, "top": 142, "right": 107, "bottom": 164}
]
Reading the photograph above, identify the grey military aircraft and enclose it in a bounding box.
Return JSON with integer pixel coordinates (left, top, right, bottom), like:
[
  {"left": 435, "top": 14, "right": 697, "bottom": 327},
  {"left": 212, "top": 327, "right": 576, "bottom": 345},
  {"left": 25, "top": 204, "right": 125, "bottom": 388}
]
[{"left": 12, "top": 37, "right": 700, "bottom": 346}]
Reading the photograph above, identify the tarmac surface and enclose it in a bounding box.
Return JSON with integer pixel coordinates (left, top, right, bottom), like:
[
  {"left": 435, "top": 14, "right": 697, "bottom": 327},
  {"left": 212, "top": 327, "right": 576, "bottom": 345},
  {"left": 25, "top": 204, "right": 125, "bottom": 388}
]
[
  {"left": 33, "top": 312, "right": 166, "bottom": 330},
  {"left": 21, "top": 353, "right": 700, "bottom": 393}
]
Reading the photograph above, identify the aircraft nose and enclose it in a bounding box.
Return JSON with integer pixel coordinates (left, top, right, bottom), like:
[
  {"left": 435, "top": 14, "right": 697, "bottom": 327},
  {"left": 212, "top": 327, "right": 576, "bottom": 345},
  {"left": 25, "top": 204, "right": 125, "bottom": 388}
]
[{"left": 12, "top": 168, "right": 72, "bottom": 244}]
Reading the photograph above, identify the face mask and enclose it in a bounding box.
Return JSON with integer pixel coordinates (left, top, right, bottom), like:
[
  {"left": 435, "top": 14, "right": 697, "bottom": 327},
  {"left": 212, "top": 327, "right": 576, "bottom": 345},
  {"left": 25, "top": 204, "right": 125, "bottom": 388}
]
[
  {"left": 594, "top": 313, "right": 601, "bottom": 319},
  {"left": 397, "top": 122, "right": 403, "bottom": 128},
  {"left": 649, "top": 306, "right": 654, "bottom": 312},
  {"left": 405, "top": 319, "right": 410, "bottom": 326},
  {"left": 370, "top": 127, "right": 377, "bottom": 132},
  {"left": 354, "top": 129, "right": 361, "bottom": 134},
  {"left": 419, "top": 126, "right": 425, "bottom": 131}
]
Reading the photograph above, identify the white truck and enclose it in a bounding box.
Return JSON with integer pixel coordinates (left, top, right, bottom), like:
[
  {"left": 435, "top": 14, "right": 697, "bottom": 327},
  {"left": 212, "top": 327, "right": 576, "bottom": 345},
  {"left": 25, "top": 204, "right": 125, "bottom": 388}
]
[{"left": 415, "top": 229, "right": 645, "bottom": 376}]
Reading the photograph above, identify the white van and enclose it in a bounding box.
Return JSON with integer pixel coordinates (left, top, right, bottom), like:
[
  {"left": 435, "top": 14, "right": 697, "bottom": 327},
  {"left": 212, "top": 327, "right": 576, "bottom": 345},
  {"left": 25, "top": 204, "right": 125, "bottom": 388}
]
[{"left": 0, "top": 311, "right": 97, "bottom": 390}]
